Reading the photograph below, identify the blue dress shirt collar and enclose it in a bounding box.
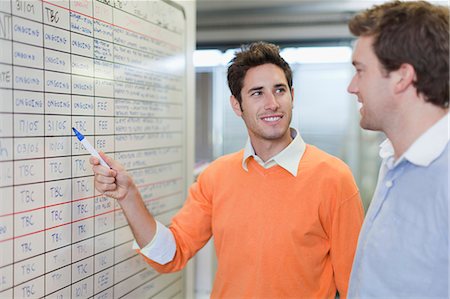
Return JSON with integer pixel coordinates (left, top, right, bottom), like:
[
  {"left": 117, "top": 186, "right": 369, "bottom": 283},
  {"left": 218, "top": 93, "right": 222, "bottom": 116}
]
[{"left": 379, "top": 113, "right": 449, "bottom": 168}]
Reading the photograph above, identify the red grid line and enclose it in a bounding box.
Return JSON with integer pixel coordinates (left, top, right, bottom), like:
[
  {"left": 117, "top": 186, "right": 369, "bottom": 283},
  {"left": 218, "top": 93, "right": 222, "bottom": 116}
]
[
  {"left": 0, "top": 191, "right": 182, "bottom": 243},
  {"left": 0, "top": 177, "right": 182, "bottom": 218}
]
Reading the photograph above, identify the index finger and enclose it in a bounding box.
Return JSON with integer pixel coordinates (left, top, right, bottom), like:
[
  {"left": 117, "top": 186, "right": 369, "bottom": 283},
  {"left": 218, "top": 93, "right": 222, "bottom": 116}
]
[
  {"left": 89, "top": 156, "right": 100, "bottom": 166},
  {"left": 92, "top": 164, "right": 116, "bottom": 177}
]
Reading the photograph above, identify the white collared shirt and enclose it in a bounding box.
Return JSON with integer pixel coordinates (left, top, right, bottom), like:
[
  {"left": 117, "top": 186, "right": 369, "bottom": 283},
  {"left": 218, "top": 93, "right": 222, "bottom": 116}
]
[{"left": 242, "top": 127, "right": 306, "bottom": 176}]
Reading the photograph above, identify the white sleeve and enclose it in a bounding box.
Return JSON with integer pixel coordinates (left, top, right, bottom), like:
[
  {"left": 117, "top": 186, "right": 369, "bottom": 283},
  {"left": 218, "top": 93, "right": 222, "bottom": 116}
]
[{"left": 131, "top": 220, "right": 176, "bottom": 264}]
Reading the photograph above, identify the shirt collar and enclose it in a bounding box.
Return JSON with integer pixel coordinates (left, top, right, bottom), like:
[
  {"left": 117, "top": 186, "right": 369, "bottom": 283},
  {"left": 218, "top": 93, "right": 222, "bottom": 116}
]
[
  {"left": 379, "top": 113, "right": 449, "bottom": 168},
  {"left": 242, "top": 128, "right": 306, "bottom": 176}
]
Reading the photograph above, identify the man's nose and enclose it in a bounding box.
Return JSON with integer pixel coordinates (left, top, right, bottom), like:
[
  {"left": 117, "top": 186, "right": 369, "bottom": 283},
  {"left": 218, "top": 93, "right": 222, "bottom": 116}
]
[
  {"left": 264, "top": 93, "right": 280, "bottom": 110},
  {"left": 347, "top": 76, "right": 358, "bottom": 94}
]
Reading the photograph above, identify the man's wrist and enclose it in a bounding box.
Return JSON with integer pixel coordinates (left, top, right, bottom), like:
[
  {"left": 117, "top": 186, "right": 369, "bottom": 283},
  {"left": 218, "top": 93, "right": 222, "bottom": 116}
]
[{"left": 120, "top": 181, "right": 139, "bottom": 202}]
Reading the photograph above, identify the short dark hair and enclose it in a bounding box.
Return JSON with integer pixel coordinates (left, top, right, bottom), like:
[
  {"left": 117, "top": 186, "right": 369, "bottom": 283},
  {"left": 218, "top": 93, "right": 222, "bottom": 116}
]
[
  {"left": 349, "top": 1, "right": 449, "bottom": 108},
  {"left": 227, "top": 42, "right": 293, "bottom": 107}
]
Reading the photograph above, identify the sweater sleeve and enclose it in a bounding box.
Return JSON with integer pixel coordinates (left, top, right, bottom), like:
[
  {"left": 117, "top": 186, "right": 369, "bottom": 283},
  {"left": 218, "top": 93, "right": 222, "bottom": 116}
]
[
  {"left": 330, "top": 180, "right": 364, "bottom": 299},
  {"left": 139, "top": 168, "right": 214, "bottom": 273}
]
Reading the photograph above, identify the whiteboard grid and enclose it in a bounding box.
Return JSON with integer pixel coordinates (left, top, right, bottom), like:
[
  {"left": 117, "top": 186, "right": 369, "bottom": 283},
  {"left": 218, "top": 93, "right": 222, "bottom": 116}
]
[{"left": 0, "top": 0, "right": 186, "bottom": 298}]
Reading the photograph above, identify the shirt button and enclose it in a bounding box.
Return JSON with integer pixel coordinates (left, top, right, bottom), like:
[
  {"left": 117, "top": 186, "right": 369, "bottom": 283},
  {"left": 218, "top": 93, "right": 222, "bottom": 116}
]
[{"left": 385, "top": 180, "right": 393, "bottom": 188}]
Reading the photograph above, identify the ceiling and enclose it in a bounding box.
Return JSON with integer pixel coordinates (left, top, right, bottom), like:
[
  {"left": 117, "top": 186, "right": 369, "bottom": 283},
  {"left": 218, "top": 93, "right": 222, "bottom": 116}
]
[{"left": 196, "top": 0, "right": 447, "bottom": 49}]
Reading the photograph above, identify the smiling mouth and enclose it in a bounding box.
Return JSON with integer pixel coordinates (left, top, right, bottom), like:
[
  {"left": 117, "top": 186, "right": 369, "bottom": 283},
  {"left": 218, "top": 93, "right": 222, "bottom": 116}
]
[{"left": 261, "top": 115, "right": 283, "bottom": 122}]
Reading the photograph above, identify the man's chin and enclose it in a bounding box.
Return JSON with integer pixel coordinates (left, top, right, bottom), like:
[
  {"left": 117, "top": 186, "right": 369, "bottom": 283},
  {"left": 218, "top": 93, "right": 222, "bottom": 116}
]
[
  {"left": 360, "top": 120, "right": 379, "bottom": 132},
  {"left": 261, "top": 128, "right": 290, "bottom": 140}
]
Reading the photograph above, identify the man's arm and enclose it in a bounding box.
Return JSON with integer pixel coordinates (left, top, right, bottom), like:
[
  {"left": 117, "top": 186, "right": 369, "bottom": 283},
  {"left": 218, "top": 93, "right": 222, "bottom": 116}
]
[
  {"left": 89, "top": 152, "right": 157, "bottom": 248},
  {"left": 331, "top": 191, "right": 364, "bottom": 299}
]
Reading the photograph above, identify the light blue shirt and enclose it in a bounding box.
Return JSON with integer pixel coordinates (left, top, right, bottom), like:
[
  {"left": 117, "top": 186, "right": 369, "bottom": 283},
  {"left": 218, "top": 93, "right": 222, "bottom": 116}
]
[{"left": 348, "top": 114, "right": 449, "bottom": 298}]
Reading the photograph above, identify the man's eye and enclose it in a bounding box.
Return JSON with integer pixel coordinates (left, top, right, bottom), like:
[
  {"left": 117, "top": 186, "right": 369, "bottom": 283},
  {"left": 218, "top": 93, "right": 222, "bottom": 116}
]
[
  {"left": 275, "top": 88, "right": 286, "bottom": 93},
  {"left": 251, "top": 91, "right": 262, "bottom": 96}
]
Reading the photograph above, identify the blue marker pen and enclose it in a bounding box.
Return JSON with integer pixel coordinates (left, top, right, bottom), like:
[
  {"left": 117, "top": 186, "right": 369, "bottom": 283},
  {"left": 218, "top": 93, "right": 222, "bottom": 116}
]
[{"left": 72, "top": 127, "right": 110, "bottom": 168}]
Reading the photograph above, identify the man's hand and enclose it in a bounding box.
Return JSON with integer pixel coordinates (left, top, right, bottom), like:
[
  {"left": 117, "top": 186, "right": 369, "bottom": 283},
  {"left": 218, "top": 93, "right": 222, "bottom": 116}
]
[{"left": 89, "top": 152, "right": 133, "bottom": 200}]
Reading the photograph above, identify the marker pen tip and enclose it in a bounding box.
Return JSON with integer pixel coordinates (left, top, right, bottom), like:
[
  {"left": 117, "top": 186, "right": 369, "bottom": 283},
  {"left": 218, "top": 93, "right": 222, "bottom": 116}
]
[{"left": 72, "top": 127, "right": 84, "bottom": 141}]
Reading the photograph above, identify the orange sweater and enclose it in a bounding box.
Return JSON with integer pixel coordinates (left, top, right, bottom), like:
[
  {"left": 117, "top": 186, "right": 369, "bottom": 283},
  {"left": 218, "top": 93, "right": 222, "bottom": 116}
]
[{"left": 141, "top": 145, "right": 364, "bottom": 298}]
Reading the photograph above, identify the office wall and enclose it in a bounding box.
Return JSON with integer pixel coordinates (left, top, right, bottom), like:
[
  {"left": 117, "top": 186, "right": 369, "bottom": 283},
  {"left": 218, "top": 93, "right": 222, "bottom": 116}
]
[{"left": 0, "top": 0, "right": 194, "bottom": 298}]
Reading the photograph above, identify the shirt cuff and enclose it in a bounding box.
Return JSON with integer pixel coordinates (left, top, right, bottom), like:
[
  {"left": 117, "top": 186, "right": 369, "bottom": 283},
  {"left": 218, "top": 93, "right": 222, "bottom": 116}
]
[{"left": 131, "top": 220, "right": 176, "bottom": 265}]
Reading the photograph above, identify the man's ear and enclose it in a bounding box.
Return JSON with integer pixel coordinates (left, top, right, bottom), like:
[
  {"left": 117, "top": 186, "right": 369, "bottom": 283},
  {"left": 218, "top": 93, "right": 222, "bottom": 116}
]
[
  {"left": 393, "top": 63, "right": 416, "bottom": 94},
  {"left": 230, "top": 95, "right": 243, "bottom": 116},
  {"left": 290, "top": 87, "right": 295, "bottom": 108}
]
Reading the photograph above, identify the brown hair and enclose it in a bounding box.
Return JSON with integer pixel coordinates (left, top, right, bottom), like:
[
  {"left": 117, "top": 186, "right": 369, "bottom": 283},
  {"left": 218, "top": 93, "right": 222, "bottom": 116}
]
[
  {"left": 349, "top": 1, "right": 449, "bottom": 108},
  {"left": 227, "top": 41, "right": 293, "bottom": 107}
]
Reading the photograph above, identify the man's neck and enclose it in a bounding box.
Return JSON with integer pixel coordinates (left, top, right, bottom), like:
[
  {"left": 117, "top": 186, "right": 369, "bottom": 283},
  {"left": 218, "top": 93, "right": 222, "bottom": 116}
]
[
  {"left": 386, "top": 104, "right": 448, "bottom": 159},
  {"left": 250, "top": 133, "right": 293, "bottom": 162}
]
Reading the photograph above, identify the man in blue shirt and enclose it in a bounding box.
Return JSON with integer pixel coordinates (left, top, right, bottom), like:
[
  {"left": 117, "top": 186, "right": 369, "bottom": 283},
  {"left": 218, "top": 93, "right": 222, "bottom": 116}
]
[{"left": 346, "top": 1, "right": 449, "bottom": 298}]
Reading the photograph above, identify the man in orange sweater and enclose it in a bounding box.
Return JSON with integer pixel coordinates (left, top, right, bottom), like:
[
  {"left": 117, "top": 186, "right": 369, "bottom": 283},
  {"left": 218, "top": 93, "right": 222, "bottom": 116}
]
[{"left": 90, "top": 42, "right": 364, "bottom": 298}]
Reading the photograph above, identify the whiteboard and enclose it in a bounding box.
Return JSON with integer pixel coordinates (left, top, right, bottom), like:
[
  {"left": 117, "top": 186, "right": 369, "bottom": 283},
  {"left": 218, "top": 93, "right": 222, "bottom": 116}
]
[{"left": 0, "top": 0, "right": 187, "bottom": 298}]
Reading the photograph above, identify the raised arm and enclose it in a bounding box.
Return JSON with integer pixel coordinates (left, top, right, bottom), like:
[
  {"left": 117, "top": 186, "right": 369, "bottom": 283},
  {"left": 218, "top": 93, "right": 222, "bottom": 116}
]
[{"left": 89, "top": 152, "right": 156, "bottom": 248}]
